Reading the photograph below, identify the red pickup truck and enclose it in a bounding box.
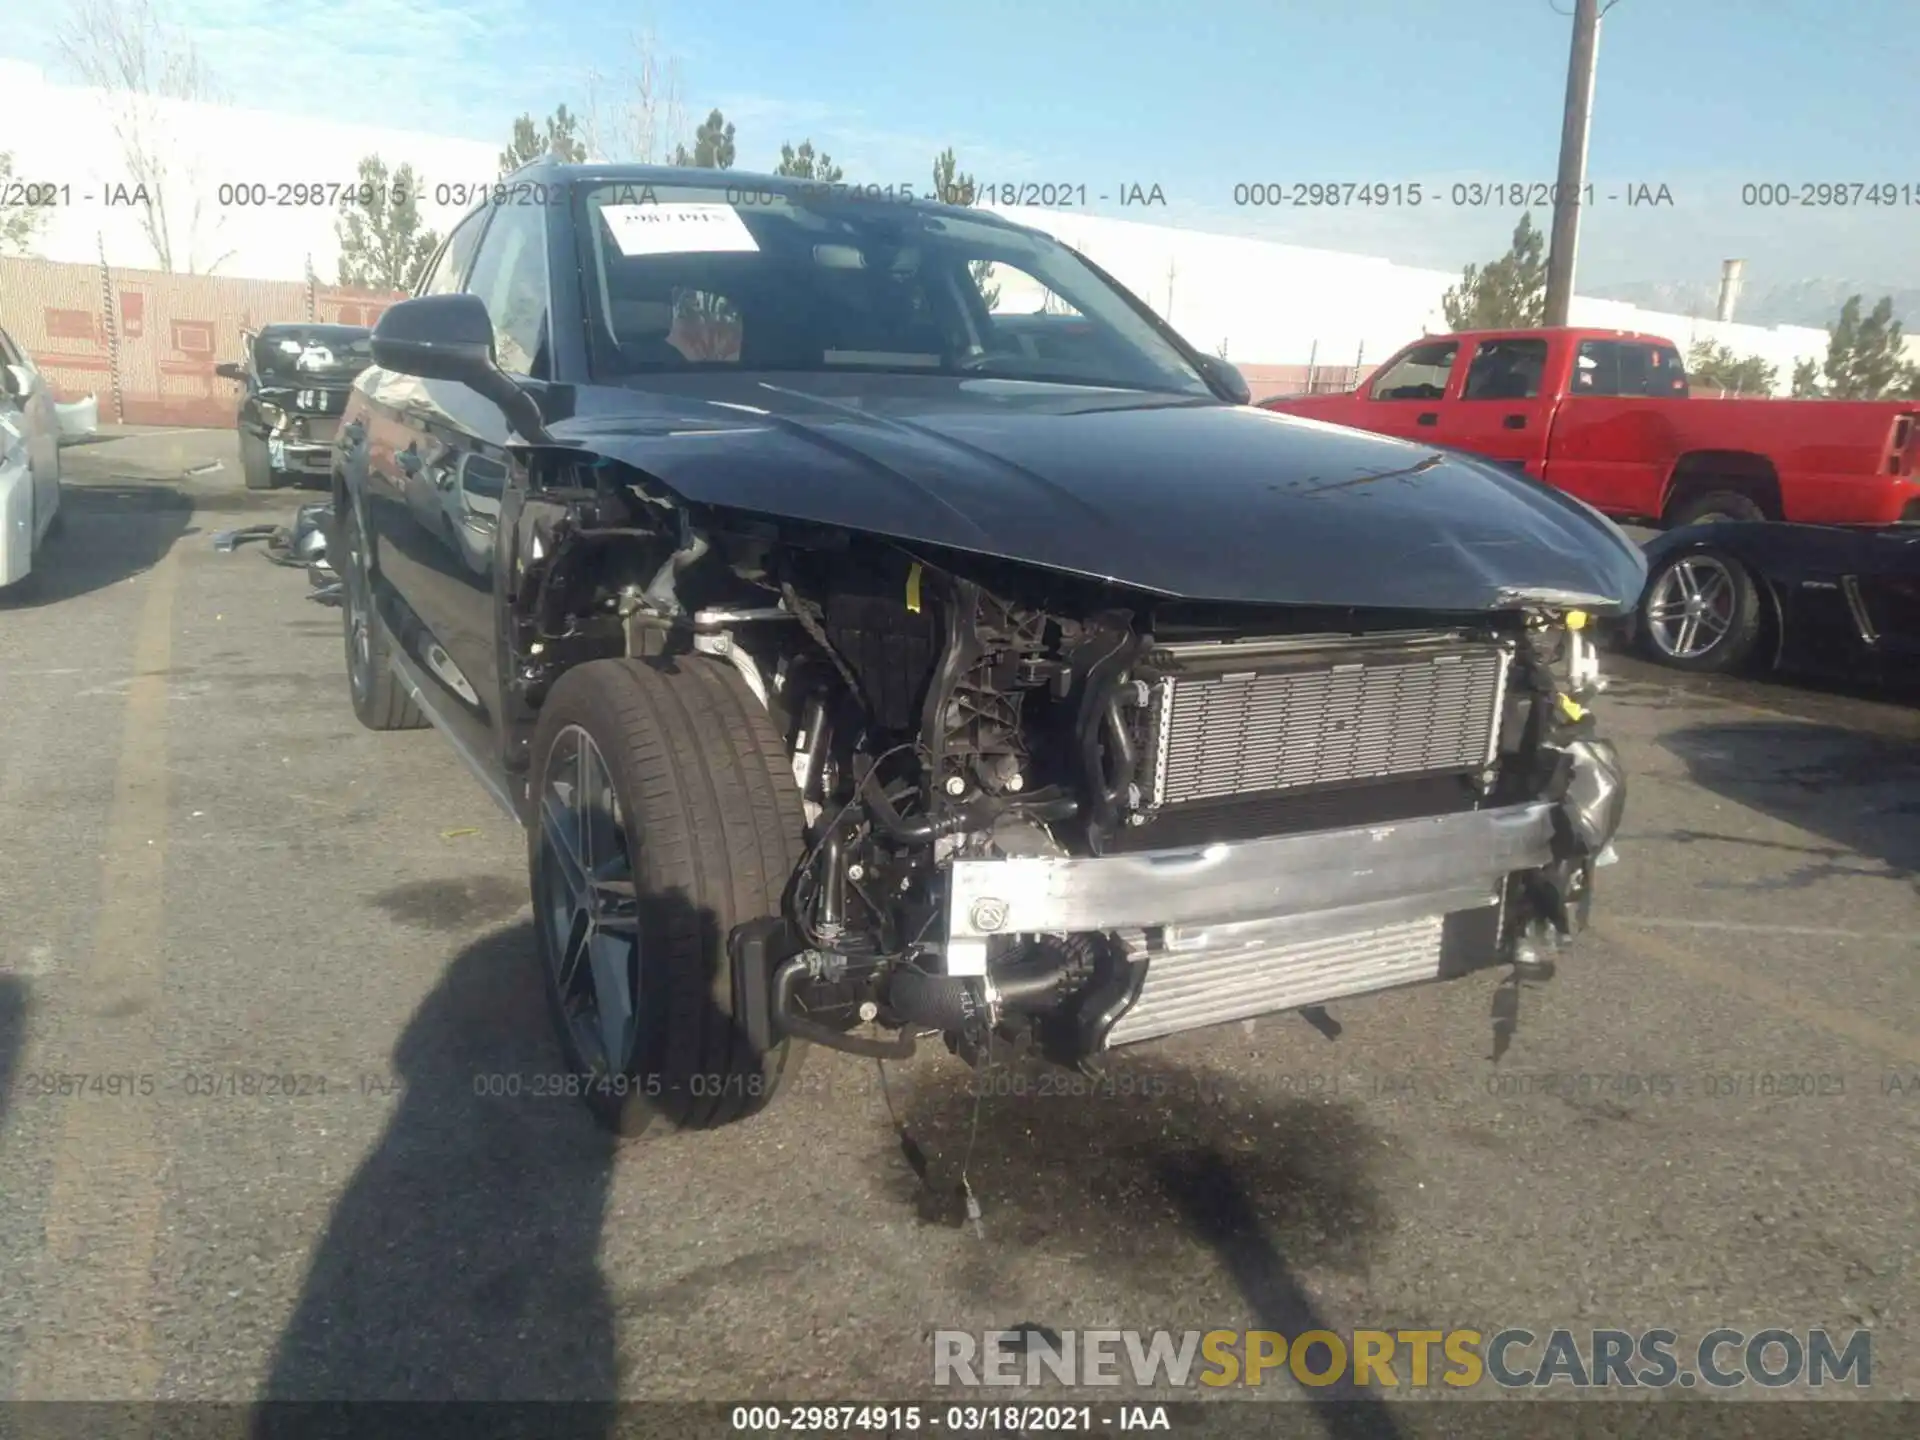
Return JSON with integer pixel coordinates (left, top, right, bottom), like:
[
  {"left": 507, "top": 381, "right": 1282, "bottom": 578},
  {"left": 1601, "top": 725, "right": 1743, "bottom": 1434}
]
[{"left": 1262, "top": 327, "right": 1920, "bottom": 527}]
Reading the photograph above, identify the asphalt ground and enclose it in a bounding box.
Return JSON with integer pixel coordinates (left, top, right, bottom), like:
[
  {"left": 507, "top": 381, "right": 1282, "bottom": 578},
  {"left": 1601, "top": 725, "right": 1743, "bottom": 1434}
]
[{"left": 0, "top": 429, "right": 1916, "bottom": 1428}]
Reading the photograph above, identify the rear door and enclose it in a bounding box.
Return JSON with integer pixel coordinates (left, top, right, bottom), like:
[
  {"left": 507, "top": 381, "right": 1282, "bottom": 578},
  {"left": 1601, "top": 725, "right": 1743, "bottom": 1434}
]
[
  {"left": 1441, "top": 335, "right": 1553, "bottom": 475},
  {"left": 1544, "top": 336, "right": 1689, "bottom": 514},
  {"left": 1342, "top": 338, "right": 1464, "bottom": 442}
]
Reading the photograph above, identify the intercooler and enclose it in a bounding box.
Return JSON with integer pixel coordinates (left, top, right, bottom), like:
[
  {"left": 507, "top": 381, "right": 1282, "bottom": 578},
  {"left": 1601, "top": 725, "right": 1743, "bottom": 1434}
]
[
  {"left": 1104, "top": 909, "right": 1455, "bottom": 1047},
  {"left": 1139, "top": 631, "right": 1510, "bottom": 810}
]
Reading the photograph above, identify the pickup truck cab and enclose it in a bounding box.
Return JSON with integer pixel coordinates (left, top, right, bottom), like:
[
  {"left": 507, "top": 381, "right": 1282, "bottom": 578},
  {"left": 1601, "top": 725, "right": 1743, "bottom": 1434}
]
[{"left": 1264, "top": 327, "right": 1920, "bottom": 528}]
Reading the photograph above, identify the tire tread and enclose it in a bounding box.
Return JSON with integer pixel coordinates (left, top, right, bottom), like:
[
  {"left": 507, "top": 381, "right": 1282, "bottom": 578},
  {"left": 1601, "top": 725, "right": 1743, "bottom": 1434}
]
[{"left": 530, "top": 654, "right": 804, "bottom": 1138}]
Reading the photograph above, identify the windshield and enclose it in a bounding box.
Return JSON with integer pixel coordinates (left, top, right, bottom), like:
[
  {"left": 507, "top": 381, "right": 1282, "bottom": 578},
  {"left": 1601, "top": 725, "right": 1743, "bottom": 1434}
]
[
  {"left": 573, "top": 182, "right": 1214, "bottom": 396},
  {"left": 251, "top": 328, "right": 373, "bottom": 382}
]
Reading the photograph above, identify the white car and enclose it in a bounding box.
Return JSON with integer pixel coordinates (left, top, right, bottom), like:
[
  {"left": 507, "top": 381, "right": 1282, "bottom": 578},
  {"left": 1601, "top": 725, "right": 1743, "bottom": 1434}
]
[{"left": 0, "top": 324, "right": 64, "bottom": 591}]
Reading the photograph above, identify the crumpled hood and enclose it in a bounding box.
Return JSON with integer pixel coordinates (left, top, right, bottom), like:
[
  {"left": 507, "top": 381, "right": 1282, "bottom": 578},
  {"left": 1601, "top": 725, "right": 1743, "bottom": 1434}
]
[{"left": 547, "top": 374, "right": 1648, "bottom": 613}]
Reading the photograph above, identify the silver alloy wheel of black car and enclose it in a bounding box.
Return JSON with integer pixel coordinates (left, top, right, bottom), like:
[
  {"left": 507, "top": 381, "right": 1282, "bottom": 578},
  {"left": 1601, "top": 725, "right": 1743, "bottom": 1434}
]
[
  {"left": 536, "top": 723, "right": 643, "bottom": 1077},
  {"left": 1644, "top": 553, "right": 1737, "bottom": 660},
  {"left": 342, "top": 512, "right": 374, "bottom": 706}
]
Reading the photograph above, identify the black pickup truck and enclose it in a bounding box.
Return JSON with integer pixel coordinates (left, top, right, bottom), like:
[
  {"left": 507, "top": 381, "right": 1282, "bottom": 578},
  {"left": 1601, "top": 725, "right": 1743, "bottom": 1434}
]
[
  {"left": 218, "top": 323, "right": 373, "bottom": 490},
  {"left": 330, "top": 162, "right": 1638, "bottom": 1139}
]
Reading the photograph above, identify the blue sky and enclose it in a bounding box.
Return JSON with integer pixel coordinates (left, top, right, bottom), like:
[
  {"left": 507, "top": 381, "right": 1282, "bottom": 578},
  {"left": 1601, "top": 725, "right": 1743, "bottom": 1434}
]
[{"left": 11, "top": 0, "right": 1920, "bottom": 289}]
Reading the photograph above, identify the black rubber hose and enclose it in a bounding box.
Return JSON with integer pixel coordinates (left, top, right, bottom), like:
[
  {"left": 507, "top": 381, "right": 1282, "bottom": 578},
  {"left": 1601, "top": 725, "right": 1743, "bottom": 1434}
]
[
  {"left": 1101, "top": 695, "right": 1137, "bottom": 806},
  {"left": 887, "top": 968, "right": 983, "bottom": 1031},
  {"left": 773, "top": 957, "right": 916, "bottom": 1059},
  {"left": 860, "top": 770, "right": 968, "bottom": 843},
  {"left": 1015, "top": 792, "right": 1080, "bottom": 822},
  {"left": 989, "top": 951, "right": 1077, "bottom": 1009}
]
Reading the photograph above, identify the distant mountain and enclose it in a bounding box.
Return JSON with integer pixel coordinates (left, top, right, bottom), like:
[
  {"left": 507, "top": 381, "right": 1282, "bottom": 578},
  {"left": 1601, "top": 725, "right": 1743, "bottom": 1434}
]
[{"left": 1585, "top": 278, "right": 1920, "bottom": 331}]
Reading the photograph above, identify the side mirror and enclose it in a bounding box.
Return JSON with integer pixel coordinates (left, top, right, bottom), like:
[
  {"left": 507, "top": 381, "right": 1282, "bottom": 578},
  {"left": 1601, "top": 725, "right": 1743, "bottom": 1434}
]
[
  {"left": 372, "top": 293, "right": 498, "bottom": 386},
  {"left": 372, "top": 293, "right": 553, "bottom": 444},
  {"left": 215, "top": 361, "right": 246, "bottom": 381},
  {"left": 2, "top": 364, "right": 33, "bottom": 400},
  {"left": 1196, "top": 354, "right": 1250, "bottom": 406}
]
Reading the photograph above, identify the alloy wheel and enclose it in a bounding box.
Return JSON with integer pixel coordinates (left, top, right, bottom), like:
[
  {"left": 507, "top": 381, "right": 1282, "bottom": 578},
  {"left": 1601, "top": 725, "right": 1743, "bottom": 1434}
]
[
  {"left": 537, "top": 724, "right": 643, "bottom": 1075},
  {"left": 1645, "top": 554, "right": 1737, "bottom": 661},
  {"left": 342, "top": 513, "right": 373, "bottom": 704}
]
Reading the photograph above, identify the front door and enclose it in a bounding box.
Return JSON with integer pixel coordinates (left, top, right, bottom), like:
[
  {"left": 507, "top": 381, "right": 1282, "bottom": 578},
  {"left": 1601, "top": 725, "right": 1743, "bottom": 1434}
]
[
  {"left": 1345, "top": 338, "right": 1464, "bottom": 443},
  {"left": 1441, "top": 336, "right": 1552, "bottom": 476}
]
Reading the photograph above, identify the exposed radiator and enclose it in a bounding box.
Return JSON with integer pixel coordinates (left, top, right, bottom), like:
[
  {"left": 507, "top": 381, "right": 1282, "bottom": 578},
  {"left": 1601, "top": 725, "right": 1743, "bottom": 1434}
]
[{"left": 1142, "top": 639, "right": 1508, "bottom": 809}]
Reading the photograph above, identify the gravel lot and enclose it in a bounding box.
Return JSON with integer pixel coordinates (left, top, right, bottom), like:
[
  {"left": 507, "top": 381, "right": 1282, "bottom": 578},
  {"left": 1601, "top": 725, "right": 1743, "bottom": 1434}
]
[{"left": 1, "top": 430, "right": 1916, "bottom": 1427}]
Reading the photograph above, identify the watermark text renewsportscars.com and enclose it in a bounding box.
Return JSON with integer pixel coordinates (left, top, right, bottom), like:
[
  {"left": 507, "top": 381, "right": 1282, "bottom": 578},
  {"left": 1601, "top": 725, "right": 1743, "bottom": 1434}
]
[{"left": 934, "top": 1327, "right": 1872, "bottom": 1390}]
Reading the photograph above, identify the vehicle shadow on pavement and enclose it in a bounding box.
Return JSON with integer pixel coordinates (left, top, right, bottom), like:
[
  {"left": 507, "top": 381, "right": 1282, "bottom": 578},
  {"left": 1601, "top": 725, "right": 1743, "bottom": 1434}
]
[
  {"left": 1661, "top": 720, "right": 1920, "bottom": 891},
  {"left": 895, "top": 1057, "right": 1402, "bottom": 1438},
  {"left": 252, "top": 921, "right": 621, "bottom": 1425},
  {"left": 0, "top": 975, "right": 28, "bottom": 1134},
  {"left": 0, "top": 483, "right": 193, "bottom": 610}
]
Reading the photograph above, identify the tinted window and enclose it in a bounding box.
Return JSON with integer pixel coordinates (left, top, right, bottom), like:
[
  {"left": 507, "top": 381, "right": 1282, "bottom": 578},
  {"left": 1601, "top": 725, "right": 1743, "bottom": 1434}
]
[
  {"left": 1368, "top": 341, "right": 1458, "bottom": 400},
  {"left": 417, "top": 207, "right": 490, "bottom": 299},
  {"left": 250, "top": 326, "right": 372, "bottom": 381},
  {"left": 1625, "top": 342, "right": 1689, "bottom": 396},
  {"left": 464, "top": 202, "right": 549, "bottom": 377},
  {"left": 1462, "top": 338, "right": 1548, "bottom": 400},
  {"left": 0, "top": 328, "right": 21, "bottom": 367},
  {"left": 1574, "top": 339, "right": 1690, "bottom": 397},
  {"left": 573, "top": 181, "right": 1212, "bottom": 395}
]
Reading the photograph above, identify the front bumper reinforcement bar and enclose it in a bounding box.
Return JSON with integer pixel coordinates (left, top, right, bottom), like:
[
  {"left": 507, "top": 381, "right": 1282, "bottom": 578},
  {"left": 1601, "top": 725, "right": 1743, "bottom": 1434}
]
[{"left": 941, "top": 801, "right": 1558, "bottom": 978}]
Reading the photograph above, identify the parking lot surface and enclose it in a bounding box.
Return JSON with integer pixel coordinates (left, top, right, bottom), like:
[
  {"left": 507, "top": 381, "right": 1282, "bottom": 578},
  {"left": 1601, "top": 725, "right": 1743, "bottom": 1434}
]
[{"left": 1, "top": 431, "right": 1916, "bottom": 1415}]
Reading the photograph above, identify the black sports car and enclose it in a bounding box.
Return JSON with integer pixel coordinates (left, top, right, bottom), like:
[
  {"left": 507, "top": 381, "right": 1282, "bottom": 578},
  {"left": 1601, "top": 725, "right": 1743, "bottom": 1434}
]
[
  {"left": 1632, "top": 520, "right": 1920, "bottom": 680},
  {"left": 217, "top": 323, "right": 373, "bottom": 490}
]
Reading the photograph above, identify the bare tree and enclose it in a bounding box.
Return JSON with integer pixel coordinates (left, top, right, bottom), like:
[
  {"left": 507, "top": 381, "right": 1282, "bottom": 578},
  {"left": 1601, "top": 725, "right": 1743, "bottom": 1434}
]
[
  {"left": 581, "top": 25, "right": 689, "bottom": 164},
  {"left": 53, "top": 0, "right": 233, "bottom": 273},
  {"left": 0, "top": 153, "right": 54, "bottom": 255}
]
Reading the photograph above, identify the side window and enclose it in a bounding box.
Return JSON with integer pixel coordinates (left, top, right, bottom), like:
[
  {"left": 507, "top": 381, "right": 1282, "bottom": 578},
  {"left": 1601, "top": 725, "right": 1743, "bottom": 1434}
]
[
  {"left": 1572, "top": 340, "right": 1621, "bottom": 395},
  {"left": 0, "top": 327, "right": 23, "bottom": 368},
  {"left": 1369, "top": 341, "right": 1458, "bottom": 400},
  {"left": 416, "top": 208, "right": 489, "bottom": 299},
  {"left": 462, "top": 203, "right": 550, "bottom": 378},
  {"left": 1620, "top": 343, "right": 1689, "bottom": 396},
  {"left": 1462, "top": 338, "right": 1549, "bottom": 400},
  {"left": 1575, "top": 340, "right": 1688, "bottom": 396}
]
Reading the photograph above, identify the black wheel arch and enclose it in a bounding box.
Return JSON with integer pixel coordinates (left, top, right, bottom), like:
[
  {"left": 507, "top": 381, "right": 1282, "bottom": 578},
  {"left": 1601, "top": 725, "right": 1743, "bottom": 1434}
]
[{"left": 1659, "top": 452, "right": 1783, "bottom": 523}]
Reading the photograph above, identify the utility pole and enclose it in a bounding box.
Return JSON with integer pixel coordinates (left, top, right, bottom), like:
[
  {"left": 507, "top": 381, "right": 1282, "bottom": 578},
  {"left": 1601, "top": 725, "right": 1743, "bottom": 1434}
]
[{"left": 1543, "top": 0, "right": 1602, "bottom": 326}]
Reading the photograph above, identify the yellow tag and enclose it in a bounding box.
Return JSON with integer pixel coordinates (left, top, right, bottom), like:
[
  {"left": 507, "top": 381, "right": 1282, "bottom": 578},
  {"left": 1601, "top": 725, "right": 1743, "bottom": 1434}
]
[
  {"left": 1566, "top": 610, "right": 1588, "bottom": 631},
  {"left": 905, "top": 562, "right": 923, "bottom": 614},
  {"left": 1559, "top": 694, "right": 1587, "bottom": 721}
]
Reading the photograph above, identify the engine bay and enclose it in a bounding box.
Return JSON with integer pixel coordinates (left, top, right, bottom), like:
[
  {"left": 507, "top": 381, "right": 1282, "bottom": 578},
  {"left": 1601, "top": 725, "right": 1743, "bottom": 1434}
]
[{"left": 495, "top": 459, "right": 1628, "bottom": 1069}]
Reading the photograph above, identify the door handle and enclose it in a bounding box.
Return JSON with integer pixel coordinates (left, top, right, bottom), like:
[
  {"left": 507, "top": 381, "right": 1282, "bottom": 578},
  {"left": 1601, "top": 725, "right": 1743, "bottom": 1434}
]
[
  {"left": 1416, "top": 412, "right": 1439, "bottom": 427},
  {"left": 1503, "top": 414, "right": 1528, "bottom": 430}
]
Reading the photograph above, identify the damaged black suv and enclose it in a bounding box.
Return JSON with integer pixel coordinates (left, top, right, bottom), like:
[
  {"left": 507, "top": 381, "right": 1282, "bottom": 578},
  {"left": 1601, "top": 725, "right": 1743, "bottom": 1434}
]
[
  {"left": 218, "top": 323, "right": 373, "bottom": 490},
  {"left": 331, "top": 162, "right": 1640, "bottom": 1137}
]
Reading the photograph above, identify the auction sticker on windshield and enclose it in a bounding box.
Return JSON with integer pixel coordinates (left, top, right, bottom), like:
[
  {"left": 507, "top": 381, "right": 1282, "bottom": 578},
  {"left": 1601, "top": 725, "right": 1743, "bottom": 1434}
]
[{"left": 602, "top": 202, "right": 760, "bottom": 256}]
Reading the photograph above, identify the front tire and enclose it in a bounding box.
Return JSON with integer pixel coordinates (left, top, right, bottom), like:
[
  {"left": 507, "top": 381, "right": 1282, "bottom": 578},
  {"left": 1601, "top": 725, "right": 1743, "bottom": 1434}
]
[
  {"left": 1638, "top": 547, "right": 1763, "bottom": 673},
  {"left": 240, "top": 429, "right": 278, "bottom": 491},
  {"left": 527, "top": 656, "right": 806, "bottom": 1139}
]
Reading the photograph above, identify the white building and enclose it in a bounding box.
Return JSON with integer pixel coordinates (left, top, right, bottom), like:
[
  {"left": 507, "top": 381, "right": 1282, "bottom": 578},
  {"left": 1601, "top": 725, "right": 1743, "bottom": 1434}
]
[{"left": 3, "top": 55, "right": 1906, "bottom": 395}]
